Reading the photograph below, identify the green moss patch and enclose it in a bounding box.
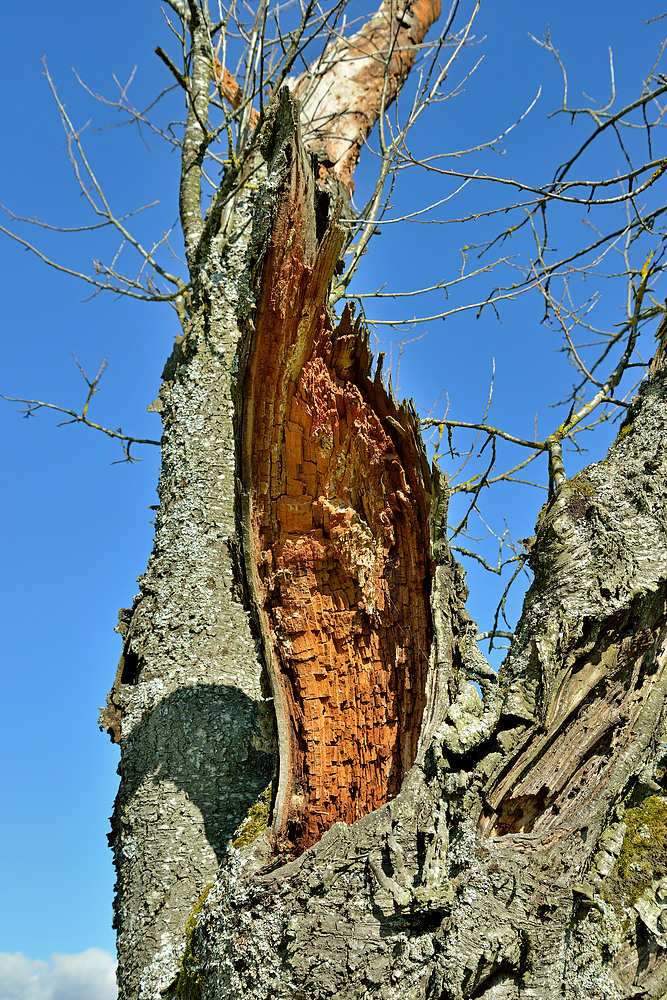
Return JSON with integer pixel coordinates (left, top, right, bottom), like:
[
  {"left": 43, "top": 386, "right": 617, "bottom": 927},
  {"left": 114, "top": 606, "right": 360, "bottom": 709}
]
[
  {"left": 163, "top": 883, "right": 214, "bottom": 1000},
  {"left": 614, "top": 420, "right": 634, "bottom": 445},
  {"left": 232, "top": 784, "right": 272, "bottom": 849},
  {"left": 603, "top": 795, "right": 667, "bottom": 911},
  {"left": 568, "top": 470, "right": 597, "bottom": 497}
]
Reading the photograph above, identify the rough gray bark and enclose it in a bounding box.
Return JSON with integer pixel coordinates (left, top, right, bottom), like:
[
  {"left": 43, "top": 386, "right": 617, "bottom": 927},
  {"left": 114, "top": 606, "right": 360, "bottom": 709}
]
[
  {"left": 100, "top": 188, "right": 275, "bottom": 998},
  {"left": 100, "top": 8, "right": 667, "bottom": 1000}
]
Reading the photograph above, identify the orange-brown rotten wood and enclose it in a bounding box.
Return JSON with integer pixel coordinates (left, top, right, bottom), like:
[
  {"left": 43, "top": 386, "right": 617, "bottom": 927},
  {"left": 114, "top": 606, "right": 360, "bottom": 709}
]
[{"left": 241, "top": 120, "right": 433, "bottom": 855}]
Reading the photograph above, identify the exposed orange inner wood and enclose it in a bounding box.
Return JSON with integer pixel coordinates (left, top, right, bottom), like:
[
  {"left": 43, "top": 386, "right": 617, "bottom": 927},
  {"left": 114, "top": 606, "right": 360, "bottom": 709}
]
[{"left": 242, "top": 147, "right": 432, "bottom": 854}]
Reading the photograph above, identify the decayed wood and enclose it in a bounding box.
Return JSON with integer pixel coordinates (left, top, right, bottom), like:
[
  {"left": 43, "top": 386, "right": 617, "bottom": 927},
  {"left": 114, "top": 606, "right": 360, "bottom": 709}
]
[
  {"left": 239, "top": 90, "right": 433, "bottom": 854},
  {"left": 294, "top": 0, "right": 442, "bottom": 189},
  {"left": 481, "top": 597, "right": 667, "bottom": 839}
]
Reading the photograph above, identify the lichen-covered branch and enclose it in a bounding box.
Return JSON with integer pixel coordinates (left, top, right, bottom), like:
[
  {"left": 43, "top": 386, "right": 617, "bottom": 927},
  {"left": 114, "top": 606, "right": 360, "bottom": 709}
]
[{"left": 179, "top": 1, "right": 211, "bottom": 265}]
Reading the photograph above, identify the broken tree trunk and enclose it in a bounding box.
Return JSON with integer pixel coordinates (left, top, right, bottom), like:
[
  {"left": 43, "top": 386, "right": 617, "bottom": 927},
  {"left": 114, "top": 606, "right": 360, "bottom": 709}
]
[
  {"left": 100, "top": 3, "right": 667, "bottom": 997},
  {"left": 161, "top": 93, "right": 667, "bottom": 1000},
  {"left": 238, "top": 90, "right": 433, "bottom": 854}
]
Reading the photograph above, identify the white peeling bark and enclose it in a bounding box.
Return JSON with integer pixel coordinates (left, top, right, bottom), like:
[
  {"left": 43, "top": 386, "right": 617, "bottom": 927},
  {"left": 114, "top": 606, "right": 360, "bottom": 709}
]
[{"left": 294, "top": 0, "right": 441, "bottom": 189}]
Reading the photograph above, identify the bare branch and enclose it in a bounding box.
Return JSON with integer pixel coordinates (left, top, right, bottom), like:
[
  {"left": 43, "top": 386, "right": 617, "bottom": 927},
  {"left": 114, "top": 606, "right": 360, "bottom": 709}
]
[
  {"left": 0, "top": 224, "right": 186, "bottom": 304},
  {"left": 1, "top": 389, "right": 160, "bottom": 461},
  {"left": 163, "top": 0, "right": 188, "bottom": 18},
  {"left": 155, "top": 45, "right": 189, "bottom": 90},
  {"left": 42, "top": 60, "right": 185, "bottom": 290}
]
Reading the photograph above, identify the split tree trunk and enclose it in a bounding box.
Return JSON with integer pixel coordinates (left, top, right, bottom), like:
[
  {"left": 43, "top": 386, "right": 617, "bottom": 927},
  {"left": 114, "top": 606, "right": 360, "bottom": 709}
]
[
  {"left": 102, "top": 6, "right": 667, "bottom": 999},
  {"left": 155, "top": 89, "right": 667, "bottom": 1000}
]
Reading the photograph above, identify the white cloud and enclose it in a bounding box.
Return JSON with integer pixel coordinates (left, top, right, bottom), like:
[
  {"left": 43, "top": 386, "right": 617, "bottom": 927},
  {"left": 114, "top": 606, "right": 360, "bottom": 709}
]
[{"left": 0, "top": 950, "right": 117, "bottom": 1000}]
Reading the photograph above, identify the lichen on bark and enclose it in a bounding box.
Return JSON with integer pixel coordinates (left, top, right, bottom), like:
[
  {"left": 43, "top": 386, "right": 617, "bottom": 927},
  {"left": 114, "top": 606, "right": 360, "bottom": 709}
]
[
  {"left": 99, "top": 186, "right": 276, "bottom": 1000},
  {"left": 603, "top": 793, "right": 667, "bottom": 911}
]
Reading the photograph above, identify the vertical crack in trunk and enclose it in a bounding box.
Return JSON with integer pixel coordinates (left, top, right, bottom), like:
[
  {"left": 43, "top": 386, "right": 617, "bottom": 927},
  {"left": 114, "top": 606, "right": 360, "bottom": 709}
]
[{"left": 239, "top": 91, "right": 434, "bottom": 854}]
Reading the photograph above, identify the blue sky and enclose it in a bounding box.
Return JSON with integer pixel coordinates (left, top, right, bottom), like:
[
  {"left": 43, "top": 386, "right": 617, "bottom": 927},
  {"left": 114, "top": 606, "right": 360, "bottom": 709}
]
[{"left": 1, "top": 1, "right": 664, "bottom": 995}]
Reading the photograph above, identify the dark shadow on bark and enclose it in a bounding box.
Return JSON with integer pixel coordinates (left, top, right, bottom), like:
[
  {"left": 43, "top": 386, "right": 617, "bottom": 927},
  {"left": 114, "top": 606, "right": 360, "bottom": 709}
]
[{"left": 115, "top": 684, "right": 274, "bottom": 864}]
